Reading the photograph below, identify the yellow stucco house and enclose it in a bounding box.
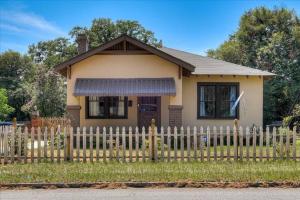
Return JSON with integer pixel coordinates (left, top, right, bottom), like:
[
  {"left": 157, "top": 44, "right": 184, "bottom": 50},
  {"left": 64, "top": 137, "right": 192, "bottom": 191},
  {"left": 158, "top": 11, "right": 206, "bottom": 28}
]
[{"left": 55, "top": 34, "right": 274, "bottom": 128}]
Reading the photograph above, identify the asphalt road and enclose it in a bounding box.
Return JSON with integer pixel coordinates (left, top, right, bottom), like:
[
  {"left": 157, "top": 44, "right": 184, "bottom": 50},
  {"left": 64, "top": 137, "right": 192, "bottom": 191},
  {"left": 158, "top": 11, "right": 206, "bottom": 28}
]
[{"left": 1, "top": 188, "right": 300, "bottom": 200}]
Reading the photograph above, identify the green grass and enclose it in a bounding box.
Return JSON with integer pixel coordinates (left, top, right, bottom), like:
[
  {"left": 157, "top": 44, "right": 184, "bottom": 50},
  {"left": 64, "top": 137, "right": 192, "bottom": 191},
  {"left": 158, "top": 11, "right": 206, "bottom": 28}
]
[{"left": 1, "top": 161, "right": 300, "bottom": 184}]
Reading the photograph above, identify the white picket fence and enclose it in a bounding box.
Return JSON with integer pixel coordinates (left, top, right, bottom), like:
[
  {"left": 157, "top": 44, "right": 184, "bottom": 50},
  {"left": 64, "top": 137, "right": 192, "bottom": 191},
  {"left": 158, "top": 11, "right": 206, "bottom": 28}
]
[{"left": 0, "top": 125, "right": 299, "bottom": 164}]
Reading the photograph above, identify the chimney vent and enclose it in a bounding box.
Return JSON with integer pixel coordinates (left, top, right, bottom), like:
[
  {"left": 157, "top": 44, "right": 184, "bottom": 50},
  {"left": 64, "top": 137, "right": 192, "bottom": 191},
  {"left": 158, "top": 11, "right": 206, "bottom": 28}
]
[{"left": 76, "top": 34, "right": 88, "bottom": 54}]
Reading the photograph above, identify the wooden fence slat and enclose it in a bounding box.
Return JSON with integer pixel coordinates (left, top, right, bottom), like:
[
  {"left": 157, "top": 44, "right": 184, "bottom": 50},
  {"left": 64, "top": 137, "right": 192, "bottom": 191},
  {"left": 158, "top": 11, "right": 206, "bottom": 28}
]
[
  {"left": 161, "top": 127, "right": 165, "bottom": 161},
  {"left": 50, "top": 127, "right": 54, "bottom": 162},
  {"left": 58, "top": 126, "right": 62, "bottom": 163},
  {"left": 37, "top": 127, "right": 41, "bottom": 163},
  {"left": 246, "top": 127, "right": 250, "bottom": 161},
  {"left": 116, "top": 127, "right": 120, "bottom": 161},
  {"left": 76, "top": 127, "right": 80, "bottom": 162},
  {"left": 24, "top": 127, "right": 28, "bottom": 164},
  {"left": 135, "top": 127, "right": 139, "bottom": 162},
  {"left": 103, "top": 127, "right": 106, "bottom": 162},
  {"left": 233, "top": 126, "right": 237, "bottom": 161},
  {"left": 109, "top": 127, "right": 113, "bottom": 161},
  {"left": 213, "top": 126, "right": 217, "bottom": 161},
  {"left": 174, "top": 127, "right": 178, "bottom": 161},
  {"left": 10, "top": 127, "right": 15, "bottom": 163},
  {"left": 193, "top": 127, "right": 197, "bottom": 161},
  {"left": 167, "top": 127, "right": 171, "bottom": 162},
  {"left": 253, "top": 127, "right": 257, "bottom": 161},
  {"left": 70, "top": 127, "right": 73, "bottom": 161},
  {"left": 207, "top": 127, "right": 210, "bottom": 161},
  {"left": 187, "top": 126, "right": 191, "bottom": 161},
  {"left": 17, "top": 128, "right": 22, "bottom": 163},
  {"left": 226, "top": 126, "right": 230, "bottom": 161},
  {"left": 43, "top": 127, "right": 48, "bottom": 159},
  {"left": 89, "top": 127, "right": 93, "bottom": 162},
  {"left": 273, "top": 127, "right": 277, "bottom": 160},
  {"left": 148, "top": 127, "right": 152, "bottom": 161},
  {"left": 83, "top": 127, "right": 86, "bottom": 163},
  {"left": 3, "top": 127, "right": 8, "bottom": 164},
  {"left": 286, "top": 128, "right": 290, "bottom": 160},
  {"left": 279, "top": 128, "right": 283, "bottom": 160},
  {"left": 129, "top": 127, "right": 133, "bottom": 162},
  {"left": 200, "top": 127, "right": 204, "bottom": 161},
  {"left": 266, "top": 126, "right": 270, "bottom": 161},
  {"left": 63, "top": 127, "right": 67, "bottom": 162},
  {"left": 180, "top": 127, "right": 184, "bottom": 161},
  {"left": 96, "top": 127, "right": 100, "bottom": 162},
  {"left": 154, "top": 127, "right": 158, "bottom": 162},
  {"left": 259, "top": 127, "right": 263, "bottom": 162},
  {"left": 239, "top": 126, "right": 243, "bottom": 161},
  {"left": 122, "top": 127, "right": 126, "bottom": 162},
  {"left": 31, "top": 127, "right": 34, "bottom": 163},
  {"left": 57, "top": 126, "right": 62, "bottom": 163},
  {"left": 142, "top": 127, "right": 146, "bottom": 162},
  {"left": 293, "top": 126, "right": 296, "bottom": 161},
  {"left": 220, "top": 126, "right": 224, "bottom": 161}
]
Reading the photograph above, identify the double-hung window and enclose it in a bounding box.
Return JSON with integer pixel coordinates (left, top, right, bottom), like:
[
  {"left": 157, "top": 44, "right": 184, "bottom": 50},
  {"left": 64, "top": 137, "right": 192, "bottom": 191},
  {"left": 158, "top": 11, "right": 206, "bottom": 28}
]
[
  {"left": 86, "top": 96, "right": 128, "bottom": 119},
  {"left": 197, "top": 83, "right": 239, "bottom": 119}
]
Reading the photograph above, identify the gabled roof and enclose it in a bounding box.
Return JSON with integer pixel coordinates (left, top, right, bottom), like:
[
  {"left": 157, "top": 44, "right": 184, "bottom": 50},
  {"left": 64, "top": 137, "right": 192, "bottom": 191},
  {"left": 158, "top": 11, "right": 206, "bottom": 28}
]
[
  {"left": 54, "top": 35, "right": 195, "bottom": 73},
  {"left": 159, "top": 47, "right": 275, "bottom": 76},
  {"left": 54, "top": 34, "right": 275, "bottom": 77}
]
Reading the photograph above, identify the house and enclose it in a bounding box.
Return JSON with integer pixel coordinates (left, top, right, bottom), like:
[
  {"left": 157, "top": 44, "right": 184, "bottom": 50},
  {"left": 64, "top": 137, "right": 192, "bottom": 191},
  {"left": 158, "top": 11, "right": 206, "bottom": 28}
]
[{"left": 54, "top": 34, "right": 274, "bottom": 129}]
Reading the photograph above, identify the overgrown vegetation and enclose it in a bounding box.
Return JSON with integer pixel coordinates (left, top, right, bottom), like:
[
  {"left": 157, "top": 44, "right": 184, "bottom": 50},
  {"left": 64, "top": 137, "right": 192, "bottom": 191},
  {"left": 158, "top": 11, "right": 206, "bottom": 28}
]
[
  {"left": 0, "top": 161, "right": 299, "bottom": 183},
  {"left": 0, "top": 88, "right": 14, "bottom": 121}
]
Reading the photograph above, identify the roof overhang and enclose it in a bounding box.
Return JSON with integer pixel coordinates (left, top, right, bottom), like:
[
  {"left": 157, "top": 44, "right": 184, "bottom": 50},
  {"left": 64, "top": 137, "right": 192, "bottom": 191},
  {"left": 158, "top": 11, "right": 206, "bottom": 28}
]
[
  {"left": 54, "top": 35, "right": 195, "bottom": 75},
  {"left": 74, "top": 78, "right": 176, "bottom": 96}
]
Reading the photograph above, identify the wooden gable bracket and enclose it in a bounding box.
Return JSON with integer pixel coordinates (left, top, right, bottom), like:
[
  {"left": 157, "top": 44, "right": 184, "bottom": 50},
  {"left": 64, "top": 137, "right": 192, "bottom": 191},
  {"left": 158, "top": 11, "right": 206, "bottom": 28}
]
[
  {"left": 67, "top": 65, "right": 72, "bottom": 79},
  {"left": 123, "top": 40, "right": 127, "bottom": 51},
  {"left": 178, "top": 66, "right": 182, "bottom": 79}
]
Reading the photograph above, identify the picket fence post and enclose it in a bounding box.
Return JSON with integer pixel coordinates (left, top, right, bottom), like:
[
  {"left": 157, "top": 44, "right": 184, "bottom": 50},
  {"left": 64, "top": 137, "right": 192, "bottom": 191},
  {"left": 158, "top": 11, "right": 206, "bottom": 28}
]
[
  {"left": 167, "top": 126, "right": 171, "bottom": 162},
  {"left": 161, "top": 127, "right": 165, "bottom": 161},
  {"left": 207, "top": 127, "right": 210, "bottom": 161}
]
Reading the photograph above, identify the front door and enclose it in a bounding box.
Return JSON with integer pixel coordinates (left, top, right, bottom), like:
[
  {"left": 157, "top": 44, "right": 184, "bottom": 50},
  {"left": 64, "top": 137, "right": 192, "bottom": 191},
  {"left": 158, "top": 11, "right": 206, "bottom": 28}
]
[{"left": 138, "top": 97, "right": 161, "bottom": 129}]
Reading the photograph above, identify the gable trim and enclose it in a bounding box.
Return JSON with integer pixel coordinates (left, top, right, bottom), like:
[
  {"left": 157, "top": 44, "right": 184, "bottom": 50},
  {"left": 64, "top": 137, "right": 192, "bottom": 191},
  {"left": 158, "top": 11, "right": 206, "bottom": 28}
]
[{"left": 54, "top": 35, "right": 195, "bottom": 73}]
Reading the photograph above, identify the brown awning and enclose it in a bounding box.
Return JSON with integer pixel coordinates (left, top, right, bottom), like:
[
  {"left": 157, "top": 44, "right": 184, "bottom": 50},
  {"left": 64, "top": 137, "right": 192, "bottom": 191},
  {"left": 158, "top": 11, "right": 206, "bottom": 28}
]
[{"left": 74, "top": 78, "right": 176, "bottom": 96}]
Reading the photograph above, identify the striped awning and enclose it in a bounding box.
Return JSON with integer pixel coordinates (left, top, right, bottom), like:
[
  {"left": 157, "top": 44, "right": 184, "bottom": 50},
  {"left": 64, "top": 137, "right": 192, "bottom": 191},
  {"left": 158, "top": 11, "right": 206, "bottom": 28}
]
[{"left": 74, "top": 78, "right": 176, "bottom": 96}]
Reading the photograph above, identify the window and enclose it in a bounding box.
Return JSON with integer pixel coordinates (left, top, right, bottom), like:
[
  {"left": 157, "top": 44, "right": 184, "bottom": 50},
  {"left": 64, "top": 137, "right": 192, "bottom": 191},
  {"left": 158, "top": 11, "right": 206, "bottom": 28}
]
[
  {"left": 86, "top": 96, "right": 128, "bottom": 119},
  {"left": 197, "top": 83, "right": 239, "bottom": 119}
]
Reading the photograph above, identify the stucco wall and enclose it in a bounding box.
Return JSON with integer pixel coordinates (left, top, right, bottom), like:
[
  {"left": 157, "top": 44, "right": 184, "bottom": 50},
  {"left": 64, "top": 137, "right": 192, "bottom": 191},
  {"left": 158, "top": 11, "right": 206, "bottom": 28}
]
[
  {"left": 67, "top": 55, "right": 179, "bottom": 127},
  {"left": 182, "top": 75, "right": 264, "bottom": 127}
]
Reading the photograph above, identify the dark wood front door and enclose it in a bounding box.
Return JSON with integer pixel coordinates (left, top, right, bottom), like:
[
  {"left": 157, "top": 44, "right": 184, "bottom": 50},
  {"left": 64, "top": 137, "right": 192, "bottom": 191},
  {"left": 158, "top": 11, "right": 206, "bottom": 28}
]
[{"left": 138, "top": 97, "right": 161, "bottom": 129}]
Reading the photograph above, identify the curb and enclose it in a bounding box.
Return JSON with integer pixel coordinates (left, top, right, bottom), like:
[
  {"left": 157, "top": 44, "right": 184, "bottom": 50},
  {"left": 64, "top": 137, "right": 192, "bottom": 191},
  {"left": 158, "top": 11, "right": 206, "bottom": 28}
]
[{"left": 1, "top": 181, "right": 300, "bottom": 190}]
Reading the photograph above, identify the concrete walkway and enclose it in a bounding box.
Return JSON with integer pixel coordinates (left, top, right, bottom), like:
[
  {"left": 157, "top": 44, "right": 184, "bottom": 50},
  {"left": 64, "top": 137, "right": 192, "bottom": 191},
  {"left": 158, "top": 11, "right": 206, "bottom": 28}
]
[{"left": 1, "top": 188, "right": 300, "bottom": 200}]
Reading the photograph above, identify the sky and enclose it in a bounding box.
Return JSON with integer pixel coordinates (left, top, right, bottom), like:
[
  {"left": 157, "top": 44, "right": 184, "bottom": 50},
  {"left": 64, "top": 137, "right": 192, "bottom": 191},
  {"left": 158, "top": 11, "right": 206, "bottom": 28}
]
[{"left": 0, "top": 0, "right": 299, "bottom": 55}]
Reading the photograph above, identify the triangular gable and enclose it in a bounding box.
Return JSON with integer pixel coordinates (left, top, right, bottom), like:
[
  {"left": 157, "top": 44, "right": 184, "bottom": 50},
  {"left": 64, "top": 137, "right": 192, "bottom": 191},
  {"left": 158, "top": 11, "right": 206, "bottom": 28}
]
[{"left": 54, "top": 35, "right": 195, "bottom": 75}]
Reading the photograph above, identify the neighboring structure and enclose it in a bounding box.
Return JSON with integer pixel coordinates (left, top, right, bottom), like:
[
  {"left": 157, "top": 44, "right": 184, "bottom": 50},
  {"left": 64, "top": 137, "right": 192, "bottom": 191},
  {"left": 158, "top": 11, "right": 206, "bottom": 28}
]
[{"left": 55, "top": 34, "right": 274, "bottom": 128}]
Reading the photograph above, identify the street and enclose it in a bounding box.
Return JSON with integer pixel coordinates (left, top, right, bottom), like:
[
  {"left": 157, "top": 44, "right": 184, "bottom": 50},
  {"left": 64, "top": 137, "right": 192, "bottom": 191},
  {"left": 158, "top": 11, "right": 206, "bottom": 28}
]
[{"left": 1, "top": 188, "right": 300, "bottom": 200}]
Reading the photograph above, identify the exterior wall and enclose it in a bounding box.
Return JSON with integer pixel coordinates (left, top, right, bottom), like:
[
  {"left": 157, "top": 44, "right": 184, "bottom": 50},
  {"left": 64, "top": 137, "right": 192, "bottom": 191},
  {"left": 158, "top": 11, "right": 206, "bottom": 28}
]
[
  {"left": 67, "top": 55, "right": 180, "bottom": 127},
  {"left": 182, "top": 75, "right": 264, "bottom": 127}
]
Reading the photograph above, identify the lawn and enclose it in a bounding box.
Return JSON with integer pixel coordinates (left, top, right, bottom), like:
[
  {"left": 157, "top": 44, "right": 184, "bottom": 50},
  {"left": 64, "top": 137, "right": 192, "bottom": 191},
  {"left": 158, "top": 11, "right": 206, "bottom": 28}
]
[{"left": 0, "top": 161, "right": 300, "bottom": 184}]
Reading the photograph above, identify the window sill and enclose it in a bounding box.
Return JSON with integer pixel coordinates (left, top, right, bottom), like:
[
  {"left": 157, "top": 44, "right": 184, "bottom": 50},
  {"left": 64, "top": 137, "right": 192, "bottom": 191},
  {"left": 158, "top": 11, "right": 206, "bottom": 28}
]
[{"left": 197, "top": 117, "right": 239, "bottom": 120}]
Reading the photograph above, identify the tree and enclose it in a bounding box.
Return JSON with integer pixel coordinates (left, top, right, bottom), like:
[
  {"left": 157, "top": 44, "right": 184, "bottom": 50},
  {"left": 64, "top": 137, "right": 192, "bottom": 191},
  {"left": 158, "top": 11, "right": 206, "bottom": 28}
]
[
  {"left": 34, "top": 66, "right": 66, "bottom": 117},
  {"left": 0, "top": 88, "right": 15, "bottom": 121},
  {"left": 207, "top": 7, "right": 300, "bottom": 124},
  {"left": 69, "top": 18, "right": 162, "bottom": 48},
  {"left": 0, "top": 51, "right": 35, "bottom": 120},
  {"left": 28, "top": 37, "right": 77, "bottom": 68}
]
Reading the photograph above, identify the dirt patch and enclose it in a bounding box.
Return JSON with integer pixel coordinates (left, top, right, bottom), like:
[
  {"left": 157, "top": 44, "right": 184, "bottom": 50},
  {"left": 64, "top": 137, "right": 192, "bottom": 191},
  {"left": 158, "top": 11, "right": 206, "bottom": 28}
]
[{"left": 1, "top": 181, "right": 300, "bottom": 190}]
